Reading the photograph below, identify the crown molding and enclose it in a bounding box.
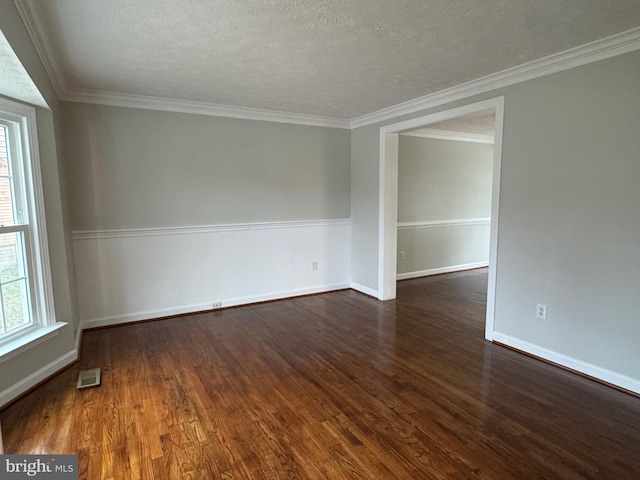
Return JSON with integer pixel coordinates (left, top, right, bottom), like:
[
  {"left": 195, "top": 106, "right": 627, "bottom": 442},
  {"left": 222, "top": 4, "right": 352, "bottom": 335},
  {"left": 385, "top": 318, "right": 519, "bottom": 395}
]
[
  {"left": 13, "top": 0, "right": 68, "bottom": 99},
  {"left": 402, "top": 129, "right": 494, "bottom": 144},
  {"left": 62, "top": 89, "right": 351, "bottom": 129},
  {"left": 350, "top": 26, "right": 640, "bottom": 129},
  {"left": 13, "top": 0, "right": 640, "bottom": 130}
]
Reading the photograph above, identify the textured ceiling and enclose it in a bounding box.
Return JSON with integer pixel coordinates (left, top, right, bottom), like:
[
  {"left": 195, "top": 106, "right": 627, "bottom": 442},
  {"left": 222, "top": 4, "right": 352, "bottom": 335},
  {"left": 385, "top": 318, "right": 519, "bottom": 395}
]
[
  {"left": 18, "top": 0, "right": 640, "bottom": 119},
  {"left": 415, "top": 112, "right": 497, "bottom": 136},
  {"left": 0, "top": 30, "right": 46, "bottom": 107}
]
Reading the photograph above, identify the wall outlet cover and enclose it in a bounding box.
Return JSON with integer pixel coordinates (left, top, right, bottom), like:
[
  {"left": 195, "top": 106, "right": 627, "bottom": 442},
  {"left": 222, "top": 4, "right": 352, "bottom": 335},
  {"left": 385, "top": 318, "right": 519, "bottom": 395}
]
[{"left": 536, "top": 304, "right": 547, "bottom": 320}]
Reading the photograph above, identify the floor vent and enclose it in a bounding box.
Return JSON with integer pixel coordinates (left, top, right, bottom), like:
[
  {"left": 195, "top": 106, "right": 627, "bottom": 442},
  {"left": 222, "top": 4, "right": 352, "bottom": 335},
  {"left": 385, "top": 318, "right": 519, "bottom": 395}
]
[{"left": 77, "top": 368, "right": 101, "bottom": 389}]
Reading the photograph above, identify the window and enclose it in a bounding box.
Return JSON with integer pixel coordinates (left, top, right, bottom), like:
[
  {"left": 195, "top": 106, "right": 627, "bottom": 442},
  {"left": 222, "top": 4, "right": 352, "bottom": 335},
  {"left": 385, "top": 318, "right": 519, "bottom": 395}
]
[{"left": 0, "top": 98, "right": 55, "bottom": 347}]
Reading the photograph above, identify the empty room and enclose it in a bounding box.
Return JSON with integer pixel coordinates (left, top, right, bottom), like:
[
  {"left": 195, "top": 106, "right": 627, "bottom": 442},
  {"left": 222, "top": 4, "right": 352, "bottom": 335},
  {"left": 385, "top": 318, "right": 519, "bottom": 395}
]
[{"left": 1, "top": 1, "right": 640, "bottom": 478}]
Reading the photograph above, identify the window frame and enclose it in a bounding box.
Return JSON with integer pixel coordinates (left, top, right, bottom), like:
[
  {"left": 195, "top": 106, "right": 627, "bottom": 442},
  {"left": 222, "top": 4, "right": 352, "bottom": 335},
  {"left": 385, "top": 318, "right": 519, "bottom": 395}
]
[{"left": 0, "top": 97, "right": 56, "bottom": 347}]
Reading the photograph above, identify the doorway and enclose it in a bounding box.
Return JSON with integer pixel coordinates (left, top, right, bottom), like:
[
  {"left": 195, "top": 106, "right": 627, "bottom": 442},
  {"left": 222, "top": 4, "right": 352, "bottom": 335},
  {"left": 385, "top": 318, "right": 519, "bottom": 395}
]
[{"left": 377, "top": 97, "right": 505, "bottom": 340}]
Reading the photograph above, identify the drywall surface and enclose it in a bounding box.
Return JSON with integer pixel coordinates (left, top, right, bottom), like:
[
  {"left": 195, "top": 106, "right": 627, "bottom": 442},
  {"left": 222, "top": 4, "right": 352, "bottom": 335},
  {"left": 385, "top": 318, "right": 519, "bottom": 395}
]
[
  {"left": 398, "top": 136, "right": 493, "bottom": 221},
  {"left": 62, "top": 103, "right": 351, "bottom": 231}
]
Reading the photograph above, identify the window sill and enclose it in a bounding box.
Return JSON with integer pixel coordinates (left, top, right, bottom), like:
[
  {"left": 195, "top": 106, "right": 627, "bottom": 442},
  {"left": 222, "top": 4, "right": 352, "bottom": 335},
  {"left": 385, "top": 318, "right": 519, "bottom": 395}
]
[{"left": 0, "top": 322, "right": 68, "bottom": 365}]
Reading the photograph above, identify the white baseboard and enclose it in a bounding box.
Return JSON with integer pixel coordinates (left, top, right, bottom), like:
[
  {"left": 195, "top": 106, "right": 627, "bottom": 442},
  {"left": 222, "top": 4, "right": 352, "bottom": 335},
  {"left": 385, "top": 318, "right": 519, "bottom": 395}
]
[
  {"left": 0, "top": 349, "right": 78, "bottom": 409},
  {"left": 80, "top": 301, "right": 216, "bottom": 330},
  {"left": 220, "top": 283, "right": 350, "bottom": 309},
  {"left": 351, "top": 282, "right": 379, "bottom": 298},
  {"left": 493, "top": 333, "right": 640, "bottom": 395},
  {"left": 79, "top": 283, "right": 350, "bottom": 330},
  {"left": 396, "top": 261, "right": 488, "bottom": 280}
]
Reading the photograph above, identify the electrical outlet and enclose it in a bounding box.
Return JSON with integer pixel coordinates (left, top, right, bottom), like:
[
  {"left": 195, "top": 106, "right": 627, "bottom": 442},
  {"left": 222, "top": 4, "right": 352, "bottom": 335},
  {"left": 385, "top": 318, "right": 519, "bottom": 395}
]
[
  {"left": 536, "top": 304, "right": 547, "bottom": 320},
  {"left": 312, "top": 261, "right": 318, "bottom": 271},
  {"left": 212, "top": 301, "right": 222, "bottom": 309},
  {"left": 400, "top": 251, "right": 406, "bottom": 260}
]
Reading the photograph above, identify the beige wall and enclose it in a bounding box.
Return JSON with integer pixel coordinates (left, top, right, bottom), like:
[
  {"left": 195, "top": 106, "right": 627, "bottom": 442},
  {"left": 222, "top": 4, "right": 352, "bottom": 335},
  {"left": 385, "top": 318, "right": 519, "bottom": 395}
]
[{"left": 62, "top": 103, "right": 351, "bottom": 232}]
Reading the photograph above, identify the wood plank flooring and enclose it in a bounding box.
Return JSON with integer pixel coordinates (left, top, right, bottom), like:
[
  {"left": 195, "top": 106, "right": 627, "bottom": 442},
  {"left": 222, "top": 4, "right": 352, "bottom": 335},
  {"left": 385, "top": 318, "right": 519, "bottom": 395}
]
[{"left": 2, "top": 269, "right": 640, "bottom": 479}]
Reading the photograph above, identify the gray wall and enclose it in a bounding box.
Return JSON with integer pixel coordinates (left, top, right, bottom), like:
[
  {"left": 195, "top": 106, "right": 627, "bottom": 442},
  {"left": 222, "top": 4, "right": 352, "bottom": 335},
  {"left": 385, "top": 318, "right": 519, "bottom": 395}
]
[
  {"left": 62, "top": 103, "right": 351, "bottom": 232},
  {"left": 350, "top": 126, "right": 380, "bottom": 289},
  {"left": 351, "top": 49, "right": 640, "bottom": 381},
  {"left": 0, "top": 1, "right": 77, "bottom": 398},
  {"left": 397, "top": 136, "right": 492, "bottom": 275},
  {"left": 398, "top": 136, "right": 493, "bottom": 222}
]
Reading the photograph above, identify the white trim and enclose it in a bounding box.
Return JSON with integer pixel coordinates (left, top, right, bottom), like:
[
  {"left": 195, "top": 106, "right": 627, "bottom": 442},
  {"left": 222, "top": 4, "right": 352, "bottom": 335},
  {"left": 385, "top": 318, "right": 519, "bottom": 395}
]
[
  {"left": 378, "top": 132, "right": 399, "bottom": 300},
  {"left": 79, "top": 283, "right": 349, "bottom": 330},
  {"left": 13, "top": 0, "right": 67, "bottom": 99},
  {"left": 23, "top": 105, "right": 57, "bottom": 329},
  {"left": 379, "top": 97, "right": 504, "bottom": 338},
  {"left": 485, "top": 100, "right": 504, "bottom": 341},
  {"left": 0, "top": 349, "right": 77, "bottom": 409},
  {"left": 351, "top": 26, "right": 640, "bottom": 128},
  {"left": 350, "top": 282, "right": 379, "bottom": 298},
  {"left": 74, "top": 325, "right": 83, "bottom": 355},
  {"left": 79, "top": 302, "right": 220, "bottom": 330},
  {"left": 0, "top": 98, "right": 58, "bottom": 340},
  {"left": 396, "top": 262, "right": 488, "bottom": 281},
  {"left": 71, "top": 218, "right": 352, "bottom": 241},
  {"left": 398, "top": 218, "right": 491, "bottom": 231},
  {"left": 0, "top": 322, "right": 66, "bottom": 364},
  {"left": 63, "top": 90, "right": 351, "bottom": 129},
  {"left": 402, "top": 129, "right": 494, "bottom": 144},
  {"left": 493, "top": 333, "right": 640, "bottom": 395}
]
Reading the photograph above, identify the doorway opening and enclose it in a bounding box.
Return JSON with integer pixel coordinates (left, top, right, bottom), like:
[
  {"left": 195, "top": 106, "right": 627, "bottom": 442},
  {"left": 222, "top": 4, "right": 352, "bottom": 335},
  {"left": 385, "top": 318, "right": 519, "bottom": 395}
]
[{"left": 377, "top": 97, "right": 505, "bottom": 340}]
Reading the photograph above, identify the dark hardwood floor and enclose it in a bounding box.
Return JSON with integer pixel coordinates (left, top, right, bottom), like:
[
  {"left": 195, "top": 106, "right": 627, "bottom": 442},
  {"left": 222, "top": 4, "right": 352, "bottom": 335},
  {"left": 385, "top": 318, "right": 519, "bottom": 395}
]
[{"left": 2, "top": 269, "right": 640, "bottom": 479}]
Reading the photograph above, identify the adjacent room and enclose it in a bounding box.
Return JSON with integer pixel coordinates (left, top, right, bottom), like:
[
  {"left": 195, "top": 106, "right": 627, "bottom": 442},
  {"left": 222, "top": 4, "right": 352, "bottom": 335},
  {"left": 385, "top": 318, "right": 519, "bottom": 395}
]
[
  {"left": 396, "top": 111, "right": 495, "bottom": 281},
  {"left": 1, "top": 0, "right": 640, "bottom": 478}
]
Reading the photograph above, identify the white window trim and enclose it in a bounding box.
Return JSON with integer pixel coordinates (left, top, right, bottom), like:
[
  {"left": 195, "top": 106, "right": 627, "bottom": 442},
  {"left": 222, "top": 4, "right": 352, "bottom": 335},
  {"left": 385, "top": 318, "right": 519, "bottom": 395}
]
[
  {"left": 0, "top": 322, "right": 65, "bottom": 364},
  {"left": 0, "top": 97, "right": 59, "bottom": 356}
]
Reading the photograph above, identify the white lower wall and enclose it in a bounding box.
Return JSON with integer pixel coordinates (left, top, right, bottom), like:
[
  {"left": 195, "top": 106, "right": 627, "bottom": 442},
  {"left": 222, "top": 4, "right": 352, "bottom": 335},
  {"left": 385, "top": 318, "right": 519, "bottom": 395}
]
[
  {"left": 72, "top": 219, "right": 351, "bottom": 328},
  {"left": 396, "top": 218, "right": 490, "bottom": 279}
]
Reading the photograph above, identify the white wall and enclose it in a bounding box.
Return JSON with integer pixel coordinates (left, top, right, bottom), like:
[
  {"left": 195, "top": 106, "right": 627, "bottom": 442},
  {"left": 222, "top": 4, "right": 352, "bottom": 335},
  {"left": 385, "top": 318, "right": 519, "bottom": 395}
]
[
  {"left": 62, "top": 103, "right": 352, "bottom": 326},
  {"left": 397, "top": 136, "right": 492, "bottom": 278},
  {"left": 73, "top": 220, "right": 351, "bottom": 327},
  {"left": 350, "top": 49, "right": 640, "bottom": 393}
]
